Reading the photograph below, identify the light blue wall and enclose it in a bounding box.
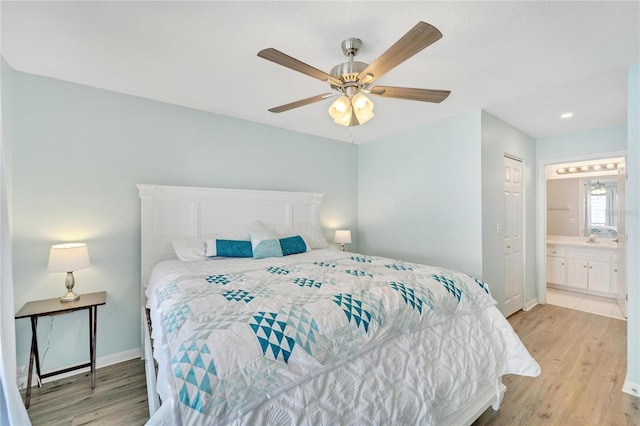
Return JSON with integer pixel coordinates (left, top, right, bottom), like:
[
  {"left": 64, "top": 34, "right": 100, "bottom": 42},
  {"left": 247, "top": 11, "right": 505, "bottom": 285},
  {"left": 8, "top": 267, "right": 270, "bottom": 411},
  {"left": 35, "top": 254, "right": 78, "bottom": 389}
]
[
  {"left": 357, "top": 111, "right": 484, "bottom": 278},
  {"left": 2, "top": 58, "right": 13, "bottom": 200},
  {"left": 537, "top": 124, "right": 627, "bottom": 160},
  {"left": 481, "top": 112, "right": 537, "bottom": 313},
  {"left": 10, "top": 69, "right": 358, "bottom": 374},
  {"left": 626, "top": 63, "right": 640, "bottom": 391}
]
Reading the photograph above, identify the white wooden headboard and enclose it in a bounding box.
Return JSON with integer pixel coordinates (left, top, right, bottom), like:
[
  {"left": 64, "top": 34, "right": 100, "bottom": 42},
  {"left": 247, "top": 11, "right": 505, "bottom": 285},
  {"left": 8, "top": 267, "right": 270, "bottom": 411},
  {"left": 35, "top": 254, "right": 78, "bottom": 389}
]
[{"left": 137, "top": 184, "right": 324, "bottom": 288}]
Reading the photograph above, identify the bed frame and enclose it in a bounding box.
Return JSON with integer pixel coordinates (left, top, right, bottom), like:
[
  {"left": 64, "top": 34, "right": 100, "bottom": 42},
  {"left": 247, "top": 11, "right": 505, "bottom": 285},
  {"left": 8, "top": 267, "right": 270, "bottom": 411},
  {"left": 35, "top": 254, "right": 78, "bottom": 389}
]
[{"left": 137, "top": 184, "right": 505, "bottom": 424}]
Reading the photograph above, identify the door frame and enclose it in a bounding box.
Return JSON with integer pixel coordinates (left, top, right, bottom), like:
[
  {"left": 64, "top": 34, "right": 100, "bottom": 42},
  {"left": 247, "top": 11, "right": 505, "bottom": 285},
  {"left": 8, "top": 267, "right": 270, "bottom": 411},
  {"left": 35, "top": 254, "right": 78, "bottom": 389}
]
[{"left": 536, "top": 150, "right": 627, "bottom": 305}]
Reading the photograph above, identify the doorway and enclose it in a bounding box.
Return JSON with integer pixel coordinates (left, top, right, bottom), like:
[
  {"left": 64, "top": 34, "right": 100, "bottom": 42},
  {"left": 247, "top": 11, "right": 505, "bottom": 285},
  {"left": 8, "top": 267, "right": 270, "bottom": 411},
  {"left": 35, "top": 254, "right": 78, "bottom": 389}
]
[{"left": 543, "top": 156, "right": 626, "bottom": 319}]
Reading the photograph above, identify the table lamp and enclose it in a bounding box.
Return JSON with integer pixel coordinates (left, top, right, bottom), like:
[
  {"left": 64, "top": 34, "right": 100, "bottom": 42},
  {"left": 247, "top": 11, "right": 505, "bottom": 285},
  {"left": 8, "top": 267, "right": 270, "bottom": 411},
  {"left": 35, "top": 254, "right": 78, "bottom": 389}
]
[
  {"left": 334, "top": 230, "right": 352, "bottom": 252},
  {"left": 48, "top": 243, "right": 91, "bottom": 302}
]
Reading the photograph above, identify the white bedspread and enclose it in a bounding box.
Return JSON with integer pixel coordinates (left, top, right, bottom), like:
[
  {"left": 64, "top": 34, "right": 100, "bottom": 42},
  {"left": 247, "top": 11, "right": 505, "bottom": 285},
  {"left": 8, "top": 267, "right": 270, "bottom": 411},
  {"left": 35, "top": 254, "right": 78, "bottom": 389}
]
[{"left": 146, "top": 249, "right": 540, "bottom": 425}]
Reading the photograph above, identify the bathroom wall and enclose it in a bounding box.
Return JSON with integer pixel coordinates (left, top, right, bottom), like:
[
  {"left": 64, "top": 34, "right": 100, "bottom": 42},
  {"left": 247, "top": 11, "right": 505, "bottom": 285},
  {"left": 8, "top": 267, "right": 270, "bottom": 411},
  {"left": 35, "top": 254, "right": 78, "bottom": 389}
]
[{"left": 546, "top": 178, "right": 581, "bottom": 236}]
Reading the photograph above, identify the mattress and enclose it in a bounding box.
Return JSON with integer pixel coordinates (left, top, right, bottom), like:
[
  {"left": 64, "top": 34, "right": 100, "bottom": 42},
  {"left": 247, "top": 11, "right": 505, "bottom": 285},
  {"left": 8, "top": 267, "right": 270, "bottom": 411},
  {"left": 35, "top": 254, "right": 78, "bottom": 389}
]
[{"left": 145, "top": 249, "right": 540, "bottom": 425}]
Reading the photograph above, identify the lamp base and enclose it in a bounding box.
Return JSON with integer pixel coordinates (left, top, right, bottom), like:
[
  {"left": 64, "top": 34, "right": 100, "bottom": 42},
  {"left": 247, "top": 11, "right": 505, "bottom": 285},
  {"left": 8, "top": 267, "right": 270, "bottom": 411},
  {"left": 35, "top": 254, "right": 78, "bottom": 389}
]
[
  {"left": 340, "top": 244, "right": 345, "bottom": 252},
  {"left": 60, "top": 291, "right": 80, "bottom": 303}
]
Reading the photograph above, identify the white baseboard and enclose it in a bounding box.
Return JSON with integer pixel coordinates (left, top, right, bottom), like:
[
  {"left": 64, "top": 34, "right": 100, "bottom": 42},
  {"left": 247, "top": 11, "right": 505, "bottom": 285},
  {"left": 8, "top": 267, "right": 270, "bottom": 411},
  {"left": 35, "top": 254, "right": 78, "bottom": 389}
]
[
  {"left": 18, "top": 347, "right": 142, "bottom": 389},
  {"left": 523, "top": 299, "right": 538, "bottom": 311},
  {"left": 622, "top": 380, "right": 640, "bottom": 398}
]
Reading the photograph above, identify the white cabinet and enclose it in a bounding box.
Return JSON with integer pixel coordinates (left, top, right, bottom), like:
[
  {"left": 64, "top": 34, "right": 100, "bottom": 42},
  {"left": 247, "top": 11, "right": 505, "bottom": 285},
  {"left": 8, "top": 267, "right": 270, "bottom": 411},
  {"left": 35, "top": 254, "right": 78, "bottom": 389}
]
[
  {"left": 547, "top": 242, "right": 615, "bottom": 297},
  {"left": 565, "top": 248, "right": 611, "bottom": 294},
  {"left": 546, "top": 245, "right": 566, "bottom": 285},
  {"left": 611, "top": 263, "right": 619, "bottom": 295},
  {"left": 566, "top": 258, "right": 589, "bottom": 289}
]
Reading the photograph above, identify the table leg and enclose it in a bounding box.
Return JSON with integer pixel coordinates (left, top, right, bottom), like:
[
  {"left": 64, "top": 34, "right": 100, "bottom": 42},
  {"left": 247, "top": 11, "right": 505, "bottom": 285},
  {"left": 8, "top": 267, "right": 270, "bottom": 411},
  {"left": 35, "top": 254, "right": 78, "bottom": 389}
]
[
  {"left": 90, "top": 306, "right": 96, "bottom": 388},
  {"left": 25, "top": 316, "right": 39, "bottom": 408}
]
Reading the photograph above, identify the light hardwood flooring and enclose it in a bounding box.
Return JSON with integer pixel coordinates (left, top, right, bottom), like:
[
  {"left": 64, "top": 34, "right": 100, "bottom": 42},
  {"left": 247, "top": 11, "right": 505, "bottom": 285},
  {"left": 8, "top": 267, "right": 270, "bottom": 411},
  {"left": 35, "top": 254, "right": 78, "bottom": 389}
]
[
  {"left": 474, "top": 303, "right": 639, "bottom": 425},
  {"left": 24, "top": 359, "right": 148, "bottom": 426},
  {"left": 23, "top": 304, "right": 639, "bottom": 425}
]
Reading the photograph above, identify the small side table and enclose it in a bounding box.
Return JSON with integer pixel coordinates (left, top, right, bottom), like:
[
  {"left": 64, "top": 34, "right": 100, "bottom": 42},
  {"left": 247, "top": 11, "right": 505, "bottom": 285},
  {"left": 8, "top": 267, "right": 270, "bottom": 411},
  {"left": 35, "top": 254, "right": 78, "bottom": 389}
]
[{"left": 15, "top": 291, "right": 106, "bottom": 408}]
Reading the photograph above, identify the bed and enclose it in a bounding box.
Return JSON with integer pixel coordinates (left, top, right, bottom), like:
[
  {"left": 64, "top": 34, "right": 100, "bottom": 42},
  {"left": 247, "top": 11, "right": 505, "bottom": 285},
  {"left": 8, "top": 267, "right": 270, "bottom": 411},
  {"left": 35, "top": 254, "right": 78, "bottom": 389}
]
[{"left": 138, "top": 184, "right": 540, "bottom": 425}]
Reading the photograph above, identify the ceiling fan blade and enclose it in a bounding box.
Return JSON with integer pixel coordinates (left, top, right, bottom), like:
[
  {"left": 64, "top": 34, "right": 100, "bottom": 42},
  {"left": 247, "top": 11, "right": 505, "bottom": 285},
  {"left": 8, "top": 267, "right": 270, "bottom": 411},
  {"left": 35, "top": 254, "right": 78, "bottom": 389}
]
[
  {"left": 357, "top": 22, "right": 442, "bottom": 85},
  {"left": 370, "top": 86, "right": 450, "bottom": 103},
  {"left": 258, "top": 48, "right": 343, "bottom": 86},
  {"left": 268, "top": 93, "right": 335, "bottom": 113}
]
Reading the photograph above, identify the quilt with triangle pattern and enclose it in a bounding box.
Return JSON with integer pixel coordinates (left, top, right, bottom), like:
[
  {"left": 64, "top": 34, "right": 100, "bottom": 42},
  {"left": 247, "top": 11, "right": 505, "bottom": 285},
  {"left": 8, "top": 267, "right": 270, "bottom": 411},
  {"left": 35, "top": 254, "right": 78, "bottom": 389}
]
[{"left": 146, "top": 249, "right": 499, "bottom": 424}]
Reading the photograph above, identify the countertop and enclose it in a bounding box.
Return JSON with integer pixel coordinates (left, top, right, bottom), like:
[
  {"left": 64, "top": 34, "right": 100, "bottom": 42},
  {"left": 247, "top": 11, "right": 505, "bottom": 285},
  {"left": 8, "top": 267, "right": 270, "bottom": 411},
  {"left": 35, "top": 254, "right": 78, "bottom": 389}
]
[{"left": 547, "top": 235, "right": 618, "bottom": 249}]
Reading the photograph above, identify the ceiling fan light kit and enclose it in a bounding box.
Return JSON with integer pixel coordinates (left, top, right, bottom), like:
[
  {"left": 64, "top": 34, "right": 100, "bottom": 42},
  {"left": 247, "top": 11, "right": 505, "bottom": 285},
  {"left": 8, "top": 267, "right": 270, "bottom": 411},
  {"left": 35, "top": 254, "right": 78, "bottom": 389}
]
[
  {"left": 258, "top": 21, "right": 450, "bottom": 127},
  {"left": 328, "top": 93, "right": 374, "bottom": 126}
]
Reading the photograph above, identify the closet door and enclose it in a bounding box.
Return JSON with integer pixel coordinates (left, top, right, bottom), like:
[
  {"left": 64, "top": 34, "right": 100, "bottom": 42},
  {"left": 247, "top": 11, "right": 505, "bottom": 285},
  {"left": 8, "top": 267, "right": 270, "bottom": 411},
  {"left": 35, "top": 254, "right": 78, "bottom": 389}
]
[{"left": 504, "top": 156, "right": 524, "bottom": 317}]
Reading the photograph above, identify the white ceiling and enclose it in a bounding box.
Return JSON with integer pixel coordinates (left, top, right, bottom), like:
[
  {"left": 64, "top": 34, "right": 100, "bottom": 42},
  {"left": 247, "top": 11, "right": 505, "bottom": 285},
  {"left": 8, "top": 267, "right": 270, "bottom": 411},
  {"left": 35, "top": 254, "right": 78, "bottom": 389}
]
[{"left": 1, "top": 1, "right": 639, "bottom": 144}]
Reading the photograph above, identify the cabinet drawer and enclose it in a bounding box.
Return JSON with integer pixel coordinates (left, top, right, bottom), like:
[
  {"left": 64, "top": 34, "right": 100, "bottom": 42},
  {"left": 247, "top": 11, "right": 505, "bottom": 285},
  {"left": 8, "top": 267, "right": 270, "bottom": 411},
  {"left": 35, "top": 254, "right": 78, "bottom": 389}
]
[
  {"left": 547, "top": 245, "right": 566, "bottom": 257},
  {"left": 566, "top": 248, "right": 610, "bottom": 262}
]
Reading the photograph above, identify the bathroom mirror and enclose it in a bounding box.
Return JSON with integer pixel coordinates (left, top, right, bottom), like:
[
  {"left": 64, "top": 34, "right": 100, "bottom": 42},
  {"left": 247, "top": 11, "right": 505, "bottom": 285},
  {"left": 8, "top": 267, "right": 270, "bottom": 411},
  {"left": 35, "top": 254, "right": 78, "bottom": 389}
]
[{"left": 582, "top": 178, "right": 618, "bottom": 238}]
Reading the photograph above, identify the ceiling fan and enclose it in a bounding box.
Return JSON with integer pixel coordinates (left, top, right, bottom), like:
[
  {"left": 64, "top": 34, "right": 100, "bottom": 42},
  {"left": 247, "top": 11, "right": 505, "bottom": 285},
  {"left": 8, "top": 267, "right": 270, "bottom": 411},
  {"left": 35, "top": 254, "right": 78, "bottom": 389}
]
[{"left": 257, "top": 21, "right": 450, "bottom": 127}]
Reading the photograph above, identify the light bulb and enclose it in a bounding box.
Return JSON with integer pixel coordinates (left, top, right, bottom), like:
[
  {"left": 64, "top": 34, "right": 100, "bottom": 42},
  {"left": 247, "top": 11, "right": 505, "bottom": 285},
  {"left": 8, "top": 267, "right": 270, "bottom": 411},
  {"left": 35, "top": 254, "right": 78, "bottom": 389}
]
[
  {"left": 351, "top": 93, "right": 374, "bottom": 125},
  {"left": 328, "top": 96, "right": 353, "bottom": 126}
]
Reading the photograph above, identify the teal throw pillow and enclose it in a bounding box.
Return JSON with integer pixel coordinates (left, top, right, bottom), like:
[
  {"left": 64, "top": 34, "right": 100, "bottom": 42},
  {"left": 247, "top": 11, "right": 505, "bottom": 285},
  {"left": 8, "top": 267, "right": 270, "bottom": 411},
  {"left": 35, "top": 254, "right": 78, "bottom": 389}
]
[
  {"left": 249, "top": 229, "right": 283, "bottom": 259},
  {"left": 279, "top": 235, "right": 308, "bottom": 256}
]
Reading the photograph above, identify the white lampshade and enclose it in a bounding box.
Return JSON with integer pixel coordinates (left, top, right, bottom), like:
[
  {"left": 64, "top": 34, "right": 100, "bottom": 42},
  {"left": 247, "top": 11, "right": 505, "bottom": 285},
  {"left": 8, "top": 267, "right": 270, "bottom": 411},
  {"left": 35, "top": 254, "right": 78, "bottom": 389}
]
[
  {"left": 334, "top": 230, "right": 352, "bottom": 244},
  {"left": 48, "top": 243, "right": 91, "bottom": 272},
  {"left": 351, "top": 93, "right": 374, "bottom": 125},
  {"left": 328, "top": 94, "right": 374, "bottom": 127},
  {"left": 328, "top": 96, "right": 353, "bottom": 126}
]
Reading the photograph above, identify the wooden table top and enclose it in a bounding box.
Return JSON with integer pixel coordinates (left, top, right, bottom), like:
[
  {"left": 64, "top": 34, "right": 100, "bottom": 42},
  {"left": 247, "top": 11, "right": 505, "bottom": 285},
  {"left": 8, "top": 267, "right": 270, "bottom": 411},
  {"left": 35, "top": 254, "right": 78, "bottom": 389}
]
[{"left": 15, "top": 291, "right": 107, "bottom": 319}]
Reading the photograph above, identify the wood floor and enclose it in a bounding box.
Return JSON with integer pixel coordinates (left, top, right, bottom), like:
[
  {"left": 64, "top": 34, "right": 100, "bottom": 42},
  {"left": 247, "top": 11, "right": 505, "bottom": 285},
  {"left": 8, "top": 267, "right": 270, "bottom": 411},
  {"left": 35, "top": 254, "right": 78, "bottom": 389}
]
[
  {"left": 23, "top": 304, "right": 639, "bottom": 425},
  {"left": 474, "top": 304, "right": 639, "bottom": 425},
  {"left": 25, "top": 359, "right": 148, "bottom": 426}
]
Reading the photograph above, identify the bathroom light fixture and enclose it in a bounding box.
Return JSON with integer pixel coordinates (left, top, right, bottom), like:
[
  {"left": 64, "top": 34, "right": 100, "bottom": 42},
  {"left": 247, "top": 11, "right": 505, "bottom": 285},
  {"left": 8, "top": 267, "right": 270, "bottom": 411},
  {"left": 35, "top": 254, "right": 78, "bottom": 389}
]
[
  {"left": 555, "top": 162, "right": 620, "bottom": 175},
  {"left": 48, "top": 243, "right": 91, "bottom": 302}
]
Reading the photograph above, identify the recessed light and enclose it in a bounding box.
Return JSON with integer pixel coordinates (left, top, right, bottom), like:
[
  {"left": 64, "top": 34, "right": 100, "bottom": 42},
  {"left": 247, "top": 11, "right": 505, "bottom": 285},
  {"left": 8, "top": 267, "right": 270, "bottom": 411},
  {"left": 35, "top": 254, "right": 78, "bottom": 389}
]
[{"left": 561, "top": 112, "right": 573, "bottom": 119}]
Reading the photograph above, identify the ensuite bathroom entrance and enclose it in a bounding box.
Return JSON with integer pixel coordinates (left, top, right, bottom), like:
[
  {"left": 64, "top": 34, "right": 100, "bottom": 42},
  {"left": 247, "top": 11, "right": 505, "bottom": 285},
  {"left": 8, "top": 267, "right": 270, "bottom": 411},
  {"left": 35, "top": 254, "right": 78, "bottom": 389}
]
[{"left": 545, "top": 156, "right": 626, "bottom": 320}]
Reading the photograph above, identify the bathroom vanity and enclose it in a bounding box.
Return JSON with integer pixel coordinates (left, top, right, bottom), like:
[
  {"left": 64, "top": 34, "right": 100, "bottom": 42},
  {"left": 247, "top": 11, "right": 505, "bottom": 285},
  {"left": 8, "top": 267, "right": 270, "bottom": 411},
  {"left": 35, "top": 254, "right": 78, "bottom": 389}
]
[{"left": 547, "top": 236, "right": 619, "bottom": 298}]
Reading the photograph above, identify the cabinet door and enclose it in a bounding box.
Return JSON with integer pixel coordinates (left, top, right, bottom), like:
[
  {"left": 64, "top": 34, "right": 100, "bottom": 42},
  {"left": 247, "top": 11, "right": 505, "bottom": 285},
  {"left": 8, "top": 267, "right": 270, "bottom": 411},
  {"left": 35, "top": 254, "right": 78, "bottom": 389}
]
[
  {"left": 611, "top": 263, "right": 619, "bottom": 295},
  {"left": 588, "top": 260, "right": 611, "bottom": 293},
  {"left": 566, "top": 258, "right": 589, "bottom": 289},
  {"left": 547, "top": 256, "right": 566, "bottom": 285}
]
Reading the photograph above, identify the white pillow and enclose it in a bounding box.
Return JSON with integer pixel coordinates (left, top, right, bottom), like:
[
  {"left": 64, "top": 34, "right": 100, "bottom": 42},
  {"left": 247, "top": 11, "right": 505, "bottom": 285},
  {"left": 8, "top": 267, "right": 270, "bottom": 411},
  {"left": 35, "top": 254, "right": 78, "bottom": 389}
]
[
  {"left": 172, "top": 237, "right": 206, "bottom": 262},
  {"left": 278, "top": 223, "right": 329, "bottom": 249}
]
